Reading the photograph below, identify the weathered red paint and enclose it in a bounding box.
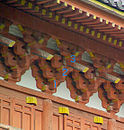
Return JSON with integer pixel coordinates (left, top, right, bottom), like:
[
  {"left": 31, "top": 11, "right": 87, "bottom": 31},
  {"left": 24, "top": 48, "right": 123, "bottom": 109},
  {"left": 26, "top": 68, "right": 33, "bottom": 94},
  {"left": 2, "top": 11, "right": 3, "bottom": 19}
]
[
  {"left": 0, "top": 3, "right": 124, "bottom": 62},
  {"left": 0, "top": 80, "right": 124, "bottom": 130}
]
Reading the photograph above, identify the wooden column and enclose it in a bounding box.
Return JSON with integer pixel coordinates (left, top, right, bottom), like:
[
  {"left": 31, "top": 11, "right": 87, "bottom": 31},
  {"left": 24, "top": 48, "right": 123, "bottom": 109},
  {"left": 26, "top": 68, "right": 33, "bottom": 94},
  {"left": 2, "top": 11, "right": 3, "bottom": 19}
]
[
  {"left": 43, "top": 99, "right": 53, "bottom": 130},
  {"left": 107, "top": 119, "right": 117, "bottom": 130}
]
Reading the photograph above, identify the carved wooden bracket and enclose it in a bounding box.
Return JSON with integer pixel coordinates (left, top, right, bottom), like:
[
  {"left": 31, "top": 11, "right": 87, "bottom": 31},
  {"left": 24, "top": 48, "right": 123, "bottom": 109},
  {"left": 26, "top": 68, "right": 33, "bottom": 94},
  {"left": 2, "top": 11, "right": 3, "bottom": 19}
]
[{"left": 0, "top": 17, "right": 124, "bottom": 113}]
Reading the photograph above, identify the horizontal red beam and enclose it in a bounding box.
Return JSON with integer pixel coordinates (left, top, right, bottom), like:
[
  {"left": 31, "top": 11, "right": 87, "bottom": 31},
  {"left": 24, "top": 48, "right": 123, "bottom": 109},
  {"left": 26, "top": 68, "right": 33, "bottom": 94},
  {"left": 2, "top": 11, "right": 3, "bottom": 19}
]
[{"left": 0, "top": 3, "right": 124, "bottom": 62}]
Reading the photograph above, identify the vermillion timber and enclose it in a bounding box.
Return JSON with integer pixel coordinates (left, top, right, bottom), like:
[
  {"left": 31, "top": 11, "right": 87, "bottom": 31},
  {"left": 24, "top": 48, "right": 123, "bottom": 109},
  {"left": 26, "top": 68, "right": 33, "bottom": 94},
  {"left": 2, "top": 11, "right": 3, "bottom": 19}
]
[{"left": 0, "top": 3, "right": 124, "bottom": 62}]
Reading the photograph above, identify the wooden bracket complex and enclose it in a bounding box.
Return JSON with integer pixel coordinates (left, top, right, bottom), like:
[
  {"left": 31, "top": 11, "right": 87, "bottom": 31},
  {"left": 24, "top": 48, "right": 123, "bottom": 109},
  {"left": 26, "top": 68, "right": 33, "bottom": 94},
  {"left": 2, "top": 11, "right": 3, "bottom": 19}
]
[{"left": 0, "top": 1, "right": 124, "bottom": 114}]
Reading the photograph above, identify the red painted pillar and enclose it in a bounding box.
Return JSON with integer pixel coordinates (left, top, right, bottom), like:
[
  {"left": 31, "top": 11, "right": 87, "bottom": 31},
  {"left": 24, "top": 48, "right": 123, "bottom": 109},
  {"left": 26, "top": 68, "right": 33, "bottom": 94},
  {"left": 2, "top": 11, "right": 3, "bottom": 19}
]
[
  {"left": 43, "top": 99, "right": 53, "bottom": 130},
  {"left": 107, "top": 119, "right": 117, "bottom": 130}
]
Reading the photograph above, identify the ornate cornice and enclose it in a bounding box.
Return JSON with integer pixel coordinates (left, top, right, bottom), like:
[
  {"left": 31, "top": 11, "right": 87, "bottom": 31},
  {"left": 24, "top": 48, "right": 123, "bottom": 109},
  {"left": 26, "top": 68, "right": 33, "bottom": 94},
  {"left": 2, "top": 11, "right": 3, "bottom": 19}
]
[
  {"left": 0, "top": 17, "right": 124, "bottom": 113},
  {"left": 0, "top": 1, "right": 123, "bottom": 47}
]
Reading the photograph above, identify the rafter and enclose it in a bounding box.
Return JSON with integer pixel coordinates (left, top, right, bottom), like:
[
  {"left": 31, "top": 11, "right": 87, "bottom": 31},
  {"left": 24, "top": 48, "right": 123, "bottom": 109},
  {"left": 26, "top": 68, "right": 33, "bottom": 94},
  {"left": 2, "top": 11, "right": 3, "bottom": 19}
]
[
  {"left": 0, "top": 1, "right": 124, "bottom": 114},
  {"left": 0, "top": 3, "right": 124, "bottom": 62}
]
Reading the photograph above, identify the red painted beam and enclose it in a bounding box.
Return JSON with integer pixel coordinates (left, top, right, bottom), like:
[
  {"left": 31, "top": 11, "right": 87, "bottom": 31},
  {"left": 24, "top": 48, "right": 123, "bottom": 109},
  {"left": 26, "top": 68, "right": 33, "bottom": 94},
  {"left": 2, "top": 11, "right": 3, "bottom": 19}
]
[{"left": 0, "top": 3, "right": 124, "bottom": 62}]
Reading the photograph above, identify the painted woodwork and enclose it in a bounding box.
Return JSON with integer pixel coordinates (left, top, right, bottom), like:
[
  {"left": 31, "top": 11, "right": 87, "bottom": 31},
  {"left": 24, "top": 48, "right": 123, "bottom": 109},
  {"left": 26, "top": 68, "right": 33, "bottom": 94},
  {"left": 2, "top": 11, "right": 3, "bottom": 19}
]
[{"left": 0, "top": 0, "right": 124, "bottom": 115}]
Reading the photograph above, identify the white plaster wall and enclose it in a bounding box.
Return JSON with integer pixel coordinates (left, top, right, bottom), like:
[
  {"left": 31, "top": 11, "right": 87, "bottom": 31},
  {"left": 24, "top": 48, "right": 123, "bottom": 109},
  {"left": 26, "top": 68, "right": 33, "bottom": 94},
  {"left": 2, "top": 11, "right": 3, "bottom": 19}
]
[{"left": 1, "top": 68, "right": 123, "bottom": 117}]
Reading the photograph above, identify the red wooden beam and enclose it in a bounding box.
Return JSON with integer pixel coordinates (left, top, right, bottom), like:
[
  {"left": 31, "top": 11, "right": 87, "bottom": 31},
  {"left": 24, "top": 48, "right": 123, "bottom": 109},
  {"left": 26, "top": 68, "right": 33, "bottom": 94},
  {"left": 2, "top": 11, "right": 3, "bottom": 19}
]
[{"left": 0, "top": 3, "right": 124, "bottom": 62}]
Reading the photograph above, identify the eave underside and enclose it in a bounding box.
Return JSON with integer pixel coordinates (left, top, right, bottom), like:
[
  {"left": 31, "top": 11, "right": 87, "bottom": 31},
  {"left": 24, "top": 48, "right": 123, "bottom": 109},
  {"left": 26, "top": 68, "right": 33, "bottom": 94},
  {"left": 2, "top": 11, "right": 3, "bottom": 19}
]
[{"left": 0, "top": 1, "right": 124, "bottom": 114}]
